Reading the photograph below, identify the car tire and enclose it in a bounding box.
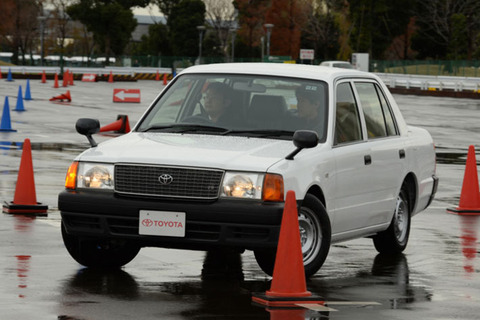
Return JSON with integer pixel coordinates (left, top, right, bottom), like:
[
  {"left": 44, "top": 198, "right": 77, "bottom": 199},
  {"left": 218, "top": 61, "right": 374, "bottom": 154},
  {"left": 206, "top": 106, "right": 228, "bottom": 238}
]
[
  {"left": 61, "top": 222, "right": 140, "bottom": 268},
  {"left": 254, "top": 194, "right": 331, "bottom": 278},
  {"left": 373, "top": 189, "right": 411, "bottom": 254}
]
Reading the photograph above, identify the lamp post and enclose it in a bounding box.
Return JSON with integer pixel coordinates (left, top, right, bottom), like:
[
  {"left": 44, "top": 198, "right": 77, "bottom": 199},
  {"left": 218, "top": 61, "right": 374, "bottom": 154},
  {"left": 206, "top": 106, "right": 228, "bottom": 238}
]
[
  {"left": 264, "top": 23, "right": 274, "bottom": 60},
  {"left": 196, "top": 25, "right": 206, "bottom": 65},
  {"left": 230, "top": 27, "right": 237, "bottom": 62},
  {"left": 38, "top": 15, "right": 47, "bottom": 66}
]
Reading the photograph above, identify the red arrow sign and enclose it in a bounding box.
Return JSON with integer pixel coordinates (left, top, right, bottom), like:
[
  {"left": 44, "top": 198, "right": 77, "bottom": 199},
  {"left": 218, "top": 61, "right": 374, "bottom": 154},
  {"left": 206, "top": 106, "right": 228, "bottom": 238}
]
[
  {"left": 113, "top": 89, "right": 141, "bottom": 103},
  {"left": 82, "top": 73, "right": 97, "bottom": 82}
]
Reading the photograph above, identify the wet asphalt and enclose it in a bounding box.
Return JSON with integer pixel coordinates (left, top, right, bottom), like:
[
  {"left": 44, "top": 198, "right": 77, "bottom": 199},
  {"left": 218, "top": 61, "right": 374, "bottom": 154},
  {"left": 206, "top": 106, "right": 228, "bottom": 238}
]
[{"left": 1, "top": 77, "right": 480, "bottom": 319}]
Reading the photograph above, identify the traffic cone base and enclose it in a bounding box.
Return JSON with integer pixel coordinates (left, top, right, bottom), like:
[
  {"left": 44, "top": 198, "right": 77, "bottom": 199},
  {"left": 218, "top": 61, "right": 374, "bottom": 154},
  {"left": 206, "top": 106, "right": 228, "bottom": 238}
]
[
  {"left": 3, "top": 139, "right": 48, "bottom": 216},
  {"left": 2, "top": 201, "right": 48, "bottom": 216},
  {"left": 447, "top": 145, "right": 480, "bottom": 215},
  {"left": 100, "top": 115, "right": 130, "bottom": 133},
  {"left": 252, "top": 190, "right": 323, "bottom": 307}
]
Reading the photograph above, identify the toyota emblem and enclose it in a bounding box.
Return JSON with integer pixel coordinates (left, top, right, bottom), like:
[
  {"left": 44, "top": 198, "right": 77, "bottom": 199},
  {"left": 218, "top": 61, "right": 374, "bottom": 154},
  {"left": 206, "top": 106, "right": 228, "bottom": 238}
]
[{"left": 158, "top": 174, "right": 174, "bottom": 185}]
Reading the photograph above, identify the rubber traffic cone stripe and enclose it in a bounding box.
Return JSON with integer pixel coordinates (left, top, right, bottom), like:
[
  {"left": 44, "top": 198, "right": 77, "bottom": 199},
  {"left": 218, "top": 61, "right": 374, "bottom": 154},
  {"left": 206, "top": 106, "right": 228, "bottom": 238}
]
[
  {"left": 447, "top": 145, "right": 480, "bottom": 215},
  {"left": 2, "top": 139, "right": 48, "bottom": 215}
]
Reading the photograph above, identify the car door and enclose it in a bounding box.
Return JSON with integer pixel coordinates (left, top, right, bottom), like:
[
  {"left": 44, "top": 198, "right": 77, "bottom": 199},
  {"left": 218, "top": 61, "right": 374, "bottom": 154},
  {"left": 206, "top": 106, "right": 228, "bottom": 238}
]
[
  {"left": 331, "top": 81, "right": 375, "bottom": 238},
  {"left": 352, "top": 81, "right": 407, "bottom": 227}
]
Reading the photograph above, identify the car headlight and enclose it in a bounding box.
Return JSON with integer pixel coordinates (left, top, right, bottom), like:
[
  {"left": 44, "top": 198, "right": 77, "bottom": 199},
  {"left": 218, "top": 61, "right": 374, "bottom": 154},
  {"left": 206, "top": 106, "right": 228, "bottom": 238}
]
[
  {"left": 221, "top": 172, "right": 284, "bottom": 201},
  {"left": 65, "top": 162, "right": 114, "bottom": 190}
]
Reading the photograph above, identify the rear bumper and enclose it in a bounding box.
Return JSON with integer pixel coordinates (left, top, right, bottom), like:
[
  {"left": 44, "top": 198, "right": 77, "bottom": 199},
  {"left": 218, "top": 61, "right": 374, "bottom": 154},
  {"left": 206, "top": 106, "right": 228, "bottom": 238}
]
[
  {"left": 58, "top": 190, "right": 284, "bottom": 251},
  {"left": 426, "top": 174, "right": 439, "bottom": 208}
]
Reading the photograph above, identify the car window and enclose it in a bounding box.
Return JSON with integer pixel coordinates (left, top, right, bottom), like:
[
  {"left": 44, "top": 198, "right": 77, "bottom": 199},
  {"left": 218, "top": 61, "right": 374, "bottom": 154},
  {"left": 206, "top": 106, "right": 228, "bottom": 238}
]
[
  {"left": 136, "top": 74, "right": 328, "bottom": 141},
  {"left": 335, "top": 82, "right": 362, "bottom": 145},
  {"left": 354, "top": 82, "right": 397, "bottom": 139},
  {"left": 376, "top": 86, "right": 398, "bottom": 136}
]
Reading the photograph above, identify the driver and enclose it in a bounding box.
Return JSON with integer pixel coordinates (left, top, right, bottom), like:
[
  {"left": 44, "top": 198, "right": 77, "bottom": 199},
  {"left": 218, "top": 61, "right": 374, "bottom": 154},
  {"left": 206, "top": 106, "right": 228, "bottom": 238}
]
[{"left": 204, "top": 82, "right": 233, "bottom": 123}]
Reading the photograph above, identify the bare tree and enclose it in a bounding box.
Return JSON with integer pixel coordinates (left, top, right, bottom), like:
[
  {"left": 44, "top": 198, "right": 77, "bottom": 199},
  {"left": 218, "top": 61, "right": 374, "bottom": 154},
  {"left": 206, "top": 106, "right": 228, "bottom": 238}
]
[
  {"left": 417, "top": 0, "right": 480, "bottom": 59},
  {"left": 204, "top": 0, "right": 237, "bottom": 60},
  {"left": 48, "top": 0, "right": 71, "bottom": 69},
  {"left": 0, "top": 0, "right": 43, "bottom": 65}
]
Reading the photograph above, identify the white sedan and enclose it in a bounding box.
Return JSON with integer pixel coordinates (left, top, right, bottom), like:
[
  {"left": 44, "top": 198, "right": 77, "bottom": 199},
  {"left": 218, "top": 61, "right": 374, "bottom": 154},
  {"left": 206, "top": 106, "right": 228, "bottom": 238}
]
[{"left": 59, "top": 63, "right": 438, "bottom": 277}]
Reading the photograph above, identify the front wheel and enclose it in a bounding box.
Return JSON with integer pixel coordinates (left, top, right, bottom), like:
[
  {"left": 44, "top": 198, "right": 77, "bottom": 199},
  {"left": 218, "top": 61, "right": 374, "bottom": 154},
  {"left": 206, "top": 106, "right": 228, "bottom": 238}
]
[
  {"left": 372, "top": 189, "right": 411, "bottom": 254},
  {"left": 61, "top": 222, "right": 140, "bottom": 268},
  {"left": 254, "top": 194, "right": 331, "bottom": 278}
]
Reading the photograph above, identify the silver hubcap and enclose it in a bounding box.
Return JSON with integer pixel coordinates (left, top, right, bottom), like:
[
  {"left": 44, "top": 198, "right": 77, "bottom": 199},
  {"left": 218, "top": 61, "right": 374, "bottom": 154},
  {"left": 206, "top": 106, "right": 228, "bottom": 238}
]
[
  {"left": 298, "top": 208, "right": 322, "bottom": 265},
  {"left": 394, "top": 195, "right": 408, "bottom": 244}
]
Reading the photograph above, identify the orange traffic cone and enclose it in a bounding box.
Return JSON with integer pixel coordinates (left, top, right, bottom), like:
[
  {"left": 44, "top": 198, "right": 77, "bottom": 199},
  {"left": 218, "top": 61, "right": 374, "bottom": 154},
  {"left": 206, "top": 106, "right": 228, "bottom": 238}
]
[
  {"left": 0, "top": 67, "right": 2, "bottom": 79},
  {"left": 447, "top": 145, "right": 480, "bottom": 215},
  {"left": 2, "top": 139, "right": 48, "bottom": 215},
  {"left": 108, "top": 71, "right": 114, "bottom": 83},
  {"left": 62, "top": 70, "right": 69, "bottom": 87},
  {"left": 49, "top": 90, "right": 71, "bottom": 102},
  {"left": 69, "top": 71, "right": 74, "bottom": 85},
  {"left": 99, "top": 115, "right": 130, "bottom": 134},
  {"left": 163, "top": 73, "right": 168, "bottom": 85},
  {"left": 252, "top": 190, "right": 323, "bottom": 307},
  {"left": 155, "top": 70, "right": 160, "bottom": 81},
  {"left": 53, "top": 73, "right": 59, "bottom": 88},
  {"left": 41, "top": 70, "right": 47, "bottom": 83}
]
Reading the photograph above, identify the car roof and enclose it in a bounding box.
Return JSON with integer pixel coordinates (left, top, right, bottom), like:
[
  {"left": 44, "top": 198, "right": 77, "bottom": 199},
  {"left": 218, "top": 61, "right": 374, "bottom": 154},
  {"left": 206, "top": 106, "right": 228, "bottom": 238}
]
[{"left": 179, "top": 62, "right": 369, "bottom": 83}]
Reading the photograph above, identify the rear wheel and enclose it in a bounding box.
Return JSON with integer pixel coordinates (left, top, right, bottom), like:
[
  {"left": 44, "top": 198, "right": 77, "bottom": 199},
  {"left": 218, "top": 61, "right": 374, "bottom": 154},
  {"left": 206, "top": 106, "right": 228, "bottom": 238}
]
[
  {"left": 254, "top": 194, "right": 331, "bottom": 278},
  {"left": 373, "top": 189, "right": 411, "bottom": 253},
  {"left": 61, "top": 222, "right": 140, "bottom": 268}
]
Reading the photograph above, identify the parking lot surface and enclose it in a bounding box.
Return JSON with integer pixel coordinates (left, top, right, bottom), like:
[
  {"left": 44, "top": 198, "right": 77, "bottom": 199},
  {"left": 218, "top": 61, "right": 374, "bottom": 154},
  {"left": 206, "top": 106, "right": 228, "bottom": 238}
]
[{"left": 1, "top": 77, "right": 480, "bottom": 319}]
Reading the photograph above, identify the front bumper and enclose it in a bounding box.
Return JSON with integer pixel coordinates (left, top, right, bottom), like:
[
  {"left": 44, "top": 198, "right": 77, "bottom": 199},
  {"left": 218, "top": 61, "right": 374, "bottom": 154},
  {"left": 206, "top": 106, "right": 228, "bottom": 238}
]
[{"left": 58, "top": 190, "right": 284, "bottom": 251}]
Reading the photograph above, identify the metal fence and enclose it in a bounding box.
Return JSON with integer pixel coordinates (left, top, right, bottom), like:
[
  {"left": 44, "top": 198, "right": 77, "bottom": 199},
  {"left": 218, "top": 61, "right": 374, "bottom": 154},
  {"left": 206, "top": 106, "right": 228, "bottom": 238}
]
[{"left": 371, "top": 60, "right": 480, "bottom": 77}]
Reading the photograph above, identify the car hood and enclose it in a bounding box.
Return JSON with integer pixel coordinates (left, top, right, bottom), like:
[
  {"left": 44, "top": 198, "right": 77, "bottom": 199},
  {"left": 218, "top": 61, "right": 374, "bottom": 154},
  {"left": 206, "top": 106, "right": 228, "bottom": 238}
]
[{"left": 76, "top": 132, "right": 298, "bottom": 172}]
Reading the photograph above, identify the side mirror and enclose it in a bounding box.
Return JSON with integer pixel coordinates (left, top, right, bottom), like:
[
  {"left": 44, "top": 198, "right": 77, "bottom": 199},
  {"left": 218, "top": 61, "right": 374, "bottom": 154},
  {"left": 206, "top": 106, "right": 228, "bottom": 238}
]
[
  {"left": 286, "top": 130, "right": 319, "bottom": 160},
  {"left": 76, "top": 118, "right": 100, "bottom": 147}
]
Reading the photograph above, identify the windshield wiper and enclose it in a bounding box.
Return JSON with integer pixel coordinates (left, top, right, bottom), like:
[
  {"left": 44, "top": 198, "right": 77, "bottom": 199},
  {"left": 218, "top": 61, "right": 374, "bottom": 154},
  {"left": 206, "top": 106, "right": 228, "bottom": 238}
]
[
  {"left": 140, "top": 124, "right": 229, "bottom": 133},
  {"left": 222, "top": 129, "right": 295, "bottom": 137}
]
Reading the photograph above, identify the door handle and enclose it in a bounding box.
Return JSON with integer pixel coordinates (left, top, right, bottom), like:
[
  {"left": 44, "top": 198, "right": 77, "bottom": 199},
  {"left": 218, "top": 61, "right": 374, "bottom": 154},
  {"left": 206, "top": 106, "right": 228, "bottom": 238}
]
[
  {"left": 399, "top": 149, "right": 406, "bottom": 159},
  {"left": 364, "top": 155, "right": 372, "bottom": 165}
]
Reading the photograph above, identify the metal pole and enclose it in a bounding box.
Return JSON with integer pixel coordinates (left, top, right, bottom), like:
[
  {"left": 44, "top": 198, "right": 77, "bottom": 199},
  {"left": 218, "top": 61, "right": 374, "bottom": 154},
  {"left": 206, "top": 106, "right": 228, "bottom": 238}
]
[
  {"left": 38, "top": 16, "right": 46, "bottom": 66},
  {"left": 264, "top": 24, "right": 274, "bottom": 59},
  {"left": 196, "top": 26, "right": 206, "bottom": 65}
]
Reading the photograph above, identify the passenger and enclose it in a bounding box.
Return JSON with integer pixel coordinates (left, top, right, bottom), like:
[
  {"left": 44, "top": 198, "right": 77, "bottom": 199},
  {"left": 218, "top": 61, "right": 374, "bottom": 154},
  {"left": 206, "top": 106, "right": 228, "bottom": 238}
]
[{"left": 288, "top": 84, "right": 325, "bottom": 134}]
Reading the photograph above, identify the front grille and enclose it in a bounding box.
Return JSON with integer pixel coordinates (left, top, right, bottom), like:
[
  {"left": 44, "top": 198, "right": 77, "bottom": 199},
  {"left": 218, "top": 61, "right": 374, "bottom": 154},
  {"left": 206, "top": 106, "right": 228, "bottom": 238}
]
[{"left": 115, "top": 164, "right": 224, "bottom": 199}]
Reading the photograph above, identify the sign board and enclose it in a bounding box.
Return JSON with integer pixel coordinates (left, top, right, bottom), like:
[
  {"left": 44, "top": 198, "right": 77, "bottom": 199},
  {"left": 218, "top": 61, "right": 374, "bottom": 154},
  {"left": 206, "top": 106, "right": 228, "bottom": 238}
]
[
  {"left": 81, "top": 73, "right": 97, "bottom": 82},
  {"left": 300, "top": 49, "right": 315, "bottom": 60},
  {"left": 113, "top": 89, "right": 141, "bottom": 103}
]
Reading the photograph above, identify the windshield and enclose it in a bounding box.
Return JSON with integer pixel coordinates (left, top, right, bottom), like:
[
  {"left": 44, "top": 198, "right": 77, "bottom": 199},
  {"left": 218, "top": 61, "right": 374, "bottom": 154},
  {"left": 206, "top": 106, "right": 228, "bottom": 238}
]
[{"left": 136, "top": 73, "right": 328, "bottom": 141}]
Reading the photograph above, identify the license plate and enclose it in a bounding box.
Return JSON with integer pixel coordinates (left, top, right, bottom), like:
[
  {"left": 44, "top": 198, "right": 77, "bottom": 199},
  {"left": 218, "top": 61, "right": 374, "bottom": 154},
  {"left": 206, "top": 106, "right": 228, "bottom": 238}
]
[{"left": 139, "top": 210, "right": 186, "bottom": 237}]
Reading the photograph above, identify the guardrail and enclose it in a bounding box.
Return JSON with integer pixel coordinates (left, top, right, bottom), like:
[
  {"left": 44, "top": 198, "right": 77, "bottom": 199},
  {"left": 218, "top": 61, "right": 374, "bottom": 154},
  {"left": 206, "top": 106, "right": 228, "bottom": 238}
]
[
  {"left": 3, "top": 66, "right": 480, "bottom": 95},
  {"left": 376, "top": 73, "right": 480, "bottom": 93},
  {"left": 1, "top": 66, "right": 172, "bottom": 76}
]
